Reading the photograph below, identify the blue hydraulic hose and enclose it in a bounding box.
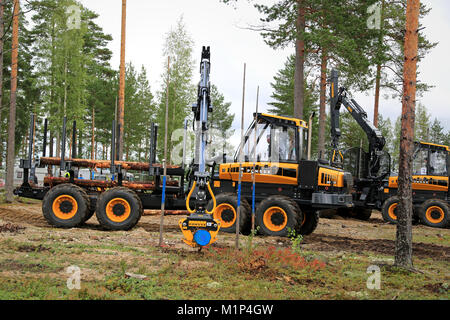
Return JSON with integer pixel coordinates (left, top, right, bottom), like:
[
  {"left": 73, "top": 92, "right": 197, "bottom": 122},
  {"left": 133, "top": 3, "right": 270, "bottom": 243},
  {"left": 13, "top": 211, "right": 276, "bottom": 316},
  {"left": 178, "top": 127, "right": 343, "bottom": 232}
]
[
  {"left": 252, "top": 182, "right": 256, "bottom": 215},
  {"left": 237, "top": 182, "right": 241, "bottom": 207},
  {"left": 162, "top": 176, "right": 167, "bottom": 205}
]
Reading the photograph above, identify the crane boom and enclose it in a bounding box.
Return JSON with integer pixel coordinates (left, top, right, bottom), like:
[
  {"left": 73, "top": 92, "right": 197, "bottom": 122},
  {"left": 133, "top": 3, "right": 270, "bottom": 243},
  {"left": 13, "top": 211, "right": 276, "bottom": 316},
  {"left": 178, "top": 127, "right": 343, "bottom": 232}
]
[
  {"left": 179, "top": 47, "right": 220, "bottom": 248},
  {"left": 330, "top": 69, "right": 387, "bottom": 180}
]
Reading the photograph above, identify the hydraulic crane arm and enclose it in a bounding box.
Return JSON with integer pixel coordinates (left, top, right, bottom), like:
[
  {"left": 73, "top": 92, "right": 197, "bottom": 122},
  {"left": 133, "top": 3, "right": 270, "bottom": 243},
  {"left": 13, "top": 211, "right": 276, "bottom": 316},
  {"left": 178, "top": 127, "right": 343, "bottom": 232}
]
[
  {"left": 179, "top": 47, "right": 220, "bottom": 248},
  {"left": 330, "top": 69, "right": 387, "bottom": 180}
]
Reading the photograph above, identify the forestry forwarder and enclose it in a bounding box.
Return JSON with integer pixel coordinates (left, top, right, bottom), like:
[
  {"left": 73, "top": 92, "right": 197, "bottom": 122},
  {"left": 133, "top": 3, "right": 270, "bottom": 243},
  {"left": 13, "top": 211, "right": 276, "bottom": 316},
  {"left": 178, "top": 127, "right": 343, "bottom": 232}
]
[
  {"left": 329, "top": 69, "right": 450, "bottom": 228},
  {"left": 13, "top": 50, "right": 354, "bottom": 240},
  {"left": 207, "top": 112, "right": 354, "bottom": 237},
  {"left": 381, "top": 142, "right": 450, "bottom": 228}
]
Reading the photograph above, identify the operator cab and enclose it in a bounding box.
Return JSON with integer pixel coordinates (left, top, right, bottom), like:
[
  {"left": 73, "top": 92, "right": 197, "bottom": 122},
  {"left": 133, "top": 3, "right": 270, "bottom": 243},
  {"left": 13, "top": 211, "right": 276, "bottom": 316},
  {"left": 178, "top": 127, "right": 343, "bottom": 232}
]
[
  {"left": 413, "top": 142, "right": 449, "bottom": 177},
  {"left": 235, "top": 113, "right": 309, "bottom": 164}
]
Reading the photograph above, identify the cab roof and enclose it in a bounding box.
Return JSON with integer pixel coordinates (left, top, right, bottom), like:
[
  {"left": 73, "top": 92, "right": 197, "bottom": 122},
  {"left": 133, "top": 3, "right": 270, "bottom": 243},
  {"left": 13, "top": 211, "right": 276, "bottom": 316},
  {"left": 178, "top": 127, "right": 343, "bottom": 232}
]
[
  {"left": 417, "top": 141, "right": 450, "bottom": 152},
  {"left": 257, "top": 113, "right": 308, "bottom": 129}
]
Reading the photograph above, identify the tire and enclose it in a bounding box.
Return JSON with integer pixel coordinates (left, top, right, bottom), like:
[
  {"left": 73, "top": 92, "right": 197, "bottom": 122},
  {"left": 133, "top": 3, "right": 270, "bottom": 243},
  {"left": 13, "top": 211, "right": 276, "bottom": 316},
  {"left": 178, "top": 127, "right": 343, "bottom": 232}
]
[
  {"left": 336, "top": 207, "right": 372, "bottom": 221},
  {"left": 419, "top": 199, "right": 449, "bottom": 228},
  {"left": 83, "top": 203, "right": 96, "bottom": 223},
  {"left": 95, "top": 187, "right": 143, "bottom": 230},
  {"left": 297, "top": 210, "right": 319, "bottom": 235},
  {"left": 354, "top": 207, "right": 372, "bottom": 221},
  {"left": 381, "top": 196, "right": 399, "bottom": 224},
  {"left": 42, "top": 183, "right": 90, "bottom": 228},
  {"left": 207, "top": 193, "right": 251, "bottom": 234},
  {"left": 255, "top": 195, "right": 302, "bottom": 237}
]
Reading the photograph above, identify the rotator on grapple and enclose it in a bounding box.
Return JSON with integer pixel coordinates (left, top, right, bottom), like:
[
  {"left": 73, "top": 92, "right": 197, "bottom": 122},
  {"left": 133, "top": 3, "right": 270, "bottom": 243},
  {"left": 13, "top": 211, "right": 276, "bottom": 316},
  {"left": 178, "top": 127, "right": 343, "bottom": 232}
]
[{"left": 179, "top": 46, "right": 220, "bottom": 248}]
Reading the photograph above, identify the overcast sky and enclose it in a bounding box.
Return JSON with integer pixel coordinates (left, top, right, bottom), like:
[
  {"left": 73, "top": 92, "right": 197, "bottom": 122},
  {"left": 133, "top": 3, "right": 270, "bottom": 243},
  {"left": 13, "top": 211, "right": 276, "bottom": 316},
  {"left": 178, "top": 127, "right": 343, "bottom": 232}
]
[{"left": 79, "top": 0, "right": 450, "bottom": 149}]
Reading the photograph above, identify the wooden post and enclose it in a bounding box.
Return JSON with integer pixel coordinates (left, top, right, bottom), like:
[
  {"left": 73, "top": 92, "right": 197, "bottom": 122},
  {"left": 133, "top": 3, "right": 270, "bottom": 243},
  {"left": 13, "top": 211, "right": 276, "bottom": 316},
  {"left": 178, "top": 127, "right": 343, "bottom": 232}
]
[
  {"left": 118, "top": 0, "right": 127, "bottom": 161},
  {"left": 395, "top": 0, "right": 420, "bottom": 270},
  {"left": 5, "top": 0, "right": 19, "bottom": 202},
  {"left": 159, "top": 56, "right": 170, "bottom": 247},
  {"left": 236, "top": 63, "right": 246, "bottom": 250}
]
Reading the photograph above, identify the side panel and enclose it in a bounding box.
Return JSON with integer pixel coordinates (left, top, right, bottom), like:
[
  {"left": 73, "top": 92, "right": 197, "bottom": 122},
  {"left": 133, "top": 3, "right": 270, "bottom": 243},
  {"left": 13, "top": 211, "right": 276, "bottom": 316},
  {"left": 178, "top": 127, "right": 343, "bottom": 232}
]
[
  {"left": 219, "top": 162, "right": 298, "bottom": 186},
  {"left": 388, "top": 175, "right": 448, "bottom": 192}
]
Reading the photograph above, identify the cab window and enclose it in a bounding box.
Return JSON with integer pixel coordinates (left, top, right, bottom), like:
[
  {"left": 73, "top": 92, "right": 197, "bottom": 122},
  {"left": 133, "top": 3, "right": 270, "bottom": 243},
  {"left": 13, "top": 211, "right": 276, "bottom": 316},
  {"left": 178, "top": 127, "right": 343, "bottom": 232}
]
[
  {"left": 413, "top": 148, "right": 428, "bottom": 175},
  {"left": 429, "top": 149, "right": 447, "bottom": 176}
]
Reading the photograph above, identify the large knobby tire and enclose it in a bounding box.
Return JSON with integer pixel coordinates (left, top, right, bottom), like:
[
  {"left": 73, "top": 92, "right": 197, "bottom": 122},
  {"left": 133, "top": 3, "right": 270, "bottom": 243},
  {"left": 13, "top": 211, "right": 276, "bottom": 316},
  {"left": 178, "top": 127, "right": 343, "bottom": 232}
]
[
  {"left": 81, "top": 197, "right": 97, "bottom": 224},
  {"left": 255, "top": 196, "right": 302, "bottom": 237},
  {"left": 419, "top": 199, "right": 449, "bottom": 228},
  {"left": 381, "top": 196, "right": 399, "bottom": 224},
  {"left": 336, "top": 207, "right": 372, "bottom": 221},
  {"left": 42, "top": 183, "right": 90, "bottom": 228},
  {"left": 297, "top": 210, "right": 319, "bottom": 235},
  {"left": 96, "top": 187, "right": 143, "bottom": 231},
  {"left": 207, "top": 193, "right": 251, "bottom": 234},
  {"left": 354, "top": 207, "right": 372, "bottom": 221}
]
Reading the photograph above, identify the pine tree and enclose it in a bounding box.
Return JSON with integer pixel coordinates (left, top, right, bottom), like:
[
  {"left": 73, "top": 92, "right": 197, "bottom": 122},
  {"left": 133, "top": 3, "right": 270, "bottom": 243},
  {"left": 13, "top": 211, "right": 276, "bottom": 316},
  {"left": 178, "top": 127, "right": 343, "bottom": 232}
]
[
  {"left": 429, "top": 118, "right": 444, "bottom": 145},
  {"left": 222, "top": 0, "right": 380, "bottom": 157},
  {"left": 414, "top": 103, "right": 430, "bottom": 142},
  {"left": 267, "top": 54, "right": 319, "bottom": 155},
  {"left": 372, "top": 0, "right": 436, "bottom": 112},
  {"left": 208, "top": 84, "right": 235, "bottom": 160},
  {"left": 156, "top": 16, "right": 195, "bottom": 164}
]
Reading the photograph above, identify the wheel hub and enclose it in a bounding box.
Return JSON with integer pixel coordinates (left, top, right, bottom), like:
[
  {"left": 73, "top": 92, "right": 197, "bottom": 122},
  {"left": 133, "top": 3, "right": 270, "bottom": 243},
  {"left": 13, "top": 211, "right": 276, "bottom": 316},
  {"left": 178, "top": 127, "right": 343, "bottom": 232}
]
[
  {"left": 270, "top": 211, "right": 285, "bottom": 226},
  {"left": 221, "top": 209, "right": 235, "bottom": 223},
  {"left": 60, "top": 200, "right": 74, "bottom": 214},
  {"left": 112, "top": 203, "right": 126, "bottom": 216}
]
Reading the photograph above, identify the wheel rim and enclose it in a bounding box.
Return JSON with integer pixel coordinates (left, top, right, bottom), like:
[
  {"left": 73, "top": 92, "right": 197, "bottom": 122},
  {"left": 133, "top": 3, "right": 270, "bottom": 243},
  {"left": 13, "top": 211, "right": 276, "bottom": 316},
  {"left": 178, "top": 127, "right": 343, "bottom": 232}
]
[
  {"left": 425, "top": 206, "right": 444, "bottom": 224},
  {"left": 214, "top": 203, "right": 236, "bottom": 228},
  {"left": 388, "top": 203, "right": 398, "bottom": 221},
  {"left": 263, "top": 206, "right": 288, "bottom": 232},
  {"left": 106, "top": 198, "right": 131, "bottom": 223},
  {"left": 52, "top": 195, "right": 78, "bottom": 220}
]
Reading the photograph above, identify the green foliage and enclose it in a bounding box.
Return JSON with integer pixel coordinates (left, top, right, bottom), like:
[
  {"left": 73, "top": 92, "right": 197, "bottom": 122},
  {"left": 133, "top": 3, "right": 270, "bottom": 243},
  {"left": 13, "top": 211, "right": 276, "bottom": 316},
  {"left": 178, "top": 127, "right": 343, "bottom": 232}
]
[
  {"left": 268, "top": 54, "right": 319, "bottom": 155},
  {"left": 288, "top": 227, "right": 303, "bottom": 254},
  {"left": 414, "top": 103, "right": 431, "bottom": 142},
  {"left": 375, "top": 1, "right": 437, "bottom": 100},
  {"left": 156, "top": 16, "right": 195, "bottom": 164}
]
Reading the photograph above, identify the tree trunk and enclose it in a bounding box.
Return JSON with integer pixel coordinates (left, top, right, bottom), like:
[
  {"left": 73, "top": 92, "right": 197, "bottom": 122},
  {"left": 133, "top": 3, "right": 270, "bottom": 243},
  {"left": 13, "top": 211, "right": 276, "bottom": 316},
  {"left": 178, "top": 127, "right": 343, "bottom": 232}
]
[
  {"left": 294, "top": 0, "right": 305, "bottom": 120},
  {"left": 373, "top": 0, "right": 385, "bottom": 128},
  {"left": 77, "top": 127, "right": 82, "bottom": 158},
  {"left": 318, "top": 50, "right": 327, "bottom": 158},
  {"left": 395, "top": 0, "right": 420, "bottom": 269},
  {"left": 5, "top": 0, "right": 19, "bottom": 202},
  {"left": 118, "top": 0, "right": 127, "bottom": 161},
  {"left": 374, "top": 63, "right": 381, "bottom": 128},
  {"left": 0, "top": 0, "right": 4, "bottom": 168}
]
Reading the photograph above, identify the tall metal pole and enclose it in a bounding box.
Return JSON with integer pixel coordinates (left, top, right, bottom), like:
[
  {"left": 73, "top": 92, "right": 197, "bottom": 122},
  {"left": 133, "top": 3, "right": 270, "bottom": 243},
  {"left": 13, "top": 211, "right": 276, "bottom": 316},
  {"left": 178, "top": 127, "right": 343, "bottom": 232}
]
[
  {"left": 236, "top": 63, "right": 246, "bottom": 249},
  {"left": 91, "top": 107, "right": 95, "bottom": 160},
  {"left": 5, "top": 0, "right": 19, "bottom": 202},
  {"left": 159, "top": 56, "right": 170, "bottom": 247},
  {"left": 118, "top": 0, "right": 127, "bottom": 161},
  {"left": 251, "top": 86, "right": 259, "bottom": 233}
]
